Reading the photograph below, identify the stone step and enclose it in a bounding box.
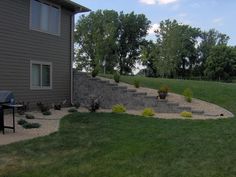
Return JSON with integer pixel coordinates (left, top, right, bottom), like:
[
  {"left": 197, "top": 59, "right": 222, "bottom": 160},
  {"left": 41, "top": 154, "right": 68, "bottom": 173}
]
[
  {"left": 118, "top": 86, "right": 128, "bottom": 90},
  {"left": 99, "top": 80, "right": 110, "bottom": 84},
  {"left": 178, "top": 106, "right": 192, "bottom": 112},
  {"left": 133, "top": 92, "right": 147, "bottom": 96},
  {"left": 127, "top": 89, "right": 136, "bottom": 92},
  {"left": 167, "top": 102, "right": 179, "bottom": 107},
  {"left": 88, "top": 77, "right": 100, "bottom": 81},
  {"left": 192, "top": 109, "right": 204, "bottom": 115},
  {"left": 107, "top": 83, "right": 118, "bottom": 87}
]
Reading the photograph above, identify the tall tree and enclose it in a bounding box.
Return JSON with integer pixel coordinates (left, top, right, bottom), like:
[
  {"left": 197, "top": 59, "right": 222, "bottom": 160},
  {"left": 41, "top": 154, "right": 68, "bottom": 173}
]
[
  {"left": 141, "top": 40, "right": 160, "bottom": 77},
  {"left": 155, "top": 19, "right": 200, "bottom": 78},
  {"left": 74, "top": 10, "right": 119, "bottom": 73},
  {"left": 204, "top": 45, "right": 236, "bottom": 81},
  {"left": 197, "top": 29, "right": 230, "bottom": 76},
  {"left": 74, "top": 10, "right": 150, "bottom": 74}
]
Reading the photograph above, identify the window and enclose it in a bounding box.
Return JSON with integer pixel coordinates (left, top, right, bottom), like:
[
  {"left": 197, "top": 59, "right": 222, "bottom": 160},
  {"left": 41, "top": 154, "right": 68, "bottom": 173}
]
[
  {"left": 30, "top": 61, "right": 52, "bottom": 89},
  {"left": 30, "top": 0, "right": 60, "bottom": 35}
]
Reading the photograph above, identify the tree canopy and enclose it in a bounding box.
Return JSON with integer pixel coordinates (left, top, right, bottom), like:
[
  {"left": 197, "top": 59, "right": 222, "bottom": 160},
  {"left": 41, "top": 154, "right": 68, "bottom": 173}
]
[
  {"left": 74, "top": 10, "right": 150, "bottom": 75},
  {"left": 74, "top": 10, "right": 235, "bottom": 81}
]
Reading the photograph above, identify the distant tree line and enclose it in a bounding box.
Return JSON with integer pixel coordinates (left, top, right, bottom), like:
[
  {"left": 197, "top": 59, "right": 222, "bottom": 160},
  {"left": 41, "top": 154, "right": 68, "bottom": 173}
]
[{"left": 74, "top": 10, "right": 236, "bottom": 81}]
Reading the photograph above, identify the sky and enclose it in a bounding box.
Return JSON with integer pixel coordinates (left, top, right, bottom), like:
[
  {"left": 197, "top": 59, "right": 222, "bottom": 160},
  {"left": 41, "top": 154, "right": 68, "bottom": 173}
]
[{"left": 73, "top": 0, "right": 236, "bottom": 46}]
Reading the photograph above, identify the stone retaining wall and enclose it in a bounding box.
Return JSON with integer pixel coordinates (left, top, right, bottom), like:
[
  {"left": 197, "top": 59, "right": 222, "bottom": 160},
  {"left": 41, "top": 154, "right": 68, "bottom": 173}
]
[{"left": 73, "top": 72, "right": 202, "bottom": 114}]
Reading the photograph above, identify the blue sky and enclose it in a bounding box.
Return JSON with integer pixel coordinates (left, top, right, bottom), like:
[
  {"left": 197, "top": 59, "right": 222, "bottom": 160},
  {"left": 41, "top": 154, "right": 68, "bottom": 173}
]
[{"left": 73, "top": 0, "right": 236, "bottom": 46}]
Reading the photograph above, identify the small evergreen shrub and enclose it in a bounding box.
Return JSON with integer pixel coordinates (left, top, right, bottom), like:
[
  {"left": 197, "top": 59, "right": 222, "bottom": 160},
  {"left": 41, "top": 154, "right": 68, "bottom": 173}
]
[
  {"left": 37, "top": 102, "right": 50, "bottom": 113},
  {"left": 22, "top": 123, "right": 41, "bottom": 129},
  {"left": 183, "top": 88, "right": 193, "bottom": 103},
  {"left": 68, "top": 108, "right": 78, "bottom": 113},
  {"left": 87, "top": 95, "right": 100, "bottom": 112},
  {"left": 180, "top": 111, "right": 192, "bottom": 118},
  {"left": 43, "top": 111, "right": 52, "bottom": 116},
  {"left": 17, "top": 119, "right": 27, "bottom": 125},
  {"left": 113, "top": 72, "right": 120, "bottom": 83},
  {"left": 17, "top": 119, "right": 41, "bottom": 129},
  {"left": 134, "top": 79, "right": 140, "bottom": 88},
  {"left": 73, "top": 102, "right": 80, "bottom": 109},
  {"left": 112, "top": 104, "right": 126, "bottom": 113},
  {"left": 92, "top": 68, "right": 99, "bottom": 77},
  {"left": 142, "top": 108, "right": 155, "bottom": 117},
  {"left": 25, "top": 114, "right": 35, "bottom": 119},
  {"left": 54, "top": 104, "right": 61, "bottom": 110},
  {"left": 158, "top": 85, "right": 170, "bottom": 94}
]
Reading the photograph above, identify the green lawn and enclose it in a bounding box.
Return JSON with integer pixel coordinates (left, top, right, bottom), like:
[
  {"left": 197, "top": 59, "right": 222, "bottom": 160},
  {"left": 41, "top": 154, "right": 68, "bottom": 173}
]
[
  {"left": 101, "top": 74, "right": 236, "bottom": 115},
  {"left": 1, "top": 76, "right": 236, "bottom": 177},
  {"left": 1, "top": 113, "right": 236, "bottom": 177}
]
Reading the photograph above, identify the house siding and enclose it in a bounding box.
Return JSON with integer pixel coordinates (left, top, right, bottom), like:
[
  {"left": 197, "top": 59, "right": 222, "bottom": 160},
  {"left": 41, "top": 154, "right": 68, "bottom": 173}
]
[{"left": 0, "top": 0, "right": 73, "bottom": 108}]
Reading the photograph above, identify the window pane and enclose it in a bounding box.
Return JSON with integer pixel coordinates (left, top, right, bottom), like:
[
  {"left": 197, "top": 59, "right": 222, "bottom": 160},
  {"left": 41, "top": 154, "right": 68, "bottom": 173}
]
[
  {"left": 41, "top": 3, "right": 49, "bottom": 32},
  {"left": 49, "top": 6, "right": 60, "bottom": 34},
  {"left": 42, "top": 65, "right": 51, "bottom": 87},
  {"left": 31, "top": 0, "right": 41, "bottom": 29},
  {"left": 32, "top": 64, "right": 41, "bottom": 87}
]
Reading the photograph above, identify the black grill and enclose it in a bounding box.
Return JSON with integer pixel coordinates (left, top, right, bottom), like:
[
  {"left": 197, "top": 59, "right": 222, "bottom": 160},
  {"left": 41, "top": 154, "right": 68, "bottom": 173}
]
[
  {"left": 0, "top": 91, "right": 15, "bottom": 134},
  {"left": 0, "top": 91, "right": 14, "bottom": 104}
]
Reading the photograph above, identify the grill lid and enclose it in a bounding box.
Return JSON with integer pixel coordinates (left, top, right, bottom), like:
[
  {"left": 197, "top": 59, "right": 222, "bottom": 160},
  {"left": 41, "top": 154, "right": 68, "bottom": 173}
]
[{"left": 0, "top": 91, "right": 14, "bottom": 104}]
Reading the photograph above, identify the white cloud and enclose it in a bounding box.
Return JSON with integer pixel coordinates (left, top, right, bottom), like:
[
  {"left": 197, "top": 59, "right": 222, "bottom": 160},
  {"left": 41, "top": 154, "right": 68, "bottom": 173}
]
[
  {"left": 213, "top": 17, "right": 223, "bottom": 26},
  {"left": 148, "top": 23, "right": 160, "bottom": 35},
  {"left": 159, "top": 0, "right": 178, "bottom": 5},
  {"left": 139, "top": 0, "right": 156, "bottom": 5},
  {"left": 140, "top": 0, "right": 178, "bottom": 5}
]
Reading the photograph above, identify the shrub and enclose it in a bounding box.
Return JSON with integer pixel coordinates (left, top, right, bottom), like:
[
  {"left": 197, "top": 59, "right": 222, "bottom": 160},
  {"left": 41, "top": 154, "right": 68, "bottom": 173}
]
[
  {"left": 73, "top": 102, "right": 80, "bottom": 109},
  {"left": 54, "top": 104, "right": 61, "bottom": 110},
  {"left": 37, "top": 102, "right": 50, "bottom": 113},
  {"left": 68, "top": 108, "right": 78, "bottom": 113},
  {"left": 22, "top": 123, "right": 41, "bottom": 129},
  {"left": 25, "top": 114, "right": 35, "bottom": 119},
  {"left": 43, "top": 111, "right": 52, "bottom": 116},
  {"left": 183, "top": 88, "right": 193, "bottom": 103},
  {"left": 17, "top": 119, "right": 27, "bottom": 125},
  {"left": 113, "top": 72, "right": 120, "bottom": 83},
  {"left": 142, "top": 108, "right": 155, "bottom": 117},
  {"left": 158, "top": 85, "right": 170, "bottom": 94},
  {"left": 180, "top": 111, "right": 192, "bottom": 118},
  {"left": 91, "top": 68, "right": 99, "bottom": 77},
  {"left": 134, "top": 79, "right": 140, "bottom": 88},
  {"left": 87, "top": 95, "right": 100, "bottom": 112},
  {"left": 112, "top": 104, "right": 126, "bottom": 113}
]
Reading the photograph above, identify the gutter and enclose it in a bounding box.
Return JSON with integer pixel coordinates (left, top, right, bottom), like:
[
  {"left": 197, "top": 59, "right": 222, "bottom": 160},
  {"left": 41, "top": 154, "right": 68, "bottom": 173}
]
[{"left": 70, "top": 15, "right": 75, "bottom": 105}]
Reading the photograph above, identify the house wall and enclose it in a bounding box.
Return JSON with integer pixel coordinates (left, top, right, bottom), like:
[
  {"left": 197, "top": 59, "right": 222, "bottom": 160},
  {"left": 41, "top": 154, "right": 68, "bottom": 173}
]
[{"left": 0, "top": 0, "right": 72, "bottom": 108}]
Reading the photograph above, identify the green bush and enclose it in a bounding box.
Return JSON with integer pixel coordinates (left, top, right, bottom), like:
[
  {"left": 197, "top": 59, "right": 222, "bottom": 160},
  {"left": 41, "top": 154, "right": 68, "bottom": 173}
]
[
  {"left": 25, "top": 114, "right": 35, "bottom": 119},
  {"left": 22, "top": 123, "right": 41, "bottom": 129},
  {"left": 180, "top": 111, "right": 192, "bottom": 118},
  {"left": 112, "top": 104, "right": 126, "bottom": 113},
  {"left": 142, "top": 108, "right": 155, "bottom": 117},
  {"left": 183, "top": 88, "right": 193, "bottom": 102},
  {"left": 73, "top": 102, "right": 80, "bottom": 109},
  {"left": 113, "top": 72, "right": 120, "bottom": 83},
  {"left": 92, "top": 68, "right": 99, "bottom": 78},
  {"left": 68, "top": 108, "right": 78, "bottom": 113},
  {"left": 43, "top": 111, "right": 52, "bottom": 116},
  {"left": 17, "top": 119, "right": 27, "bottom": 125},
  {"left": 134, "top": 79, "right": 140, "bottom": 88},
  {"left": 158, "top": 85, "right": 170, "bottom": 94}
]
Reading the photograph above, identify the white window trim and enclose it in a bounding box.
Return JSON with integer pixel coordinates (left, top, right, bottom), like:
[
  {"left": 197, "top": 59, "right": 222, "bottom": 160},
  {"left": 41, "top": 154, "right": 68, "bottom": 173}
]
[
  {"left": 29, "top": 0, "right": 61, "bottom": 36},
  {"left": 30, "top": 61, "right": 53, "bottom": 90}
]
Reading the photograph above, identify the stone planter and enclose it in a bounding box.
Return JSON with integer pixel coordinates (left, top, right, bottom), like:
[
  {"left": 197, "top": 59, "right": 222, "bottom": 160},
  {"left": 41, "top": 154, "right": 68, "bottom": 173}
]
[{"left": 158, "top": 92, "right": 167, "bottom": 99}]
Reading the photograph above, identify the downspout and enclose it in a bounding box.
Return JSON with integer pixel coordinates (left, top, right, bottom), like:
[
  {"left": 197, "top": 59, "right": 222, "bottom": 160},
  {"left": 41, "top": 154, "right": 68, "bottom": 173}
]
[{"left": 70, "top": 14, "right": 75, "bottom": 105}]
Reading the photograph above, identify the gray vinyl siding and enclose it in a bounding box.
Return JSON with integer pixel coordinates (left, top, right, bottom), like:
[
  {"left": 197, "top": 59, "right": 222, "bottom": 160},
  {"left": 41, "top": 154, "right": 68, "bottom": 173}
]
[{"left": 0, "top": 0, "right": 72, "bottom": 108}]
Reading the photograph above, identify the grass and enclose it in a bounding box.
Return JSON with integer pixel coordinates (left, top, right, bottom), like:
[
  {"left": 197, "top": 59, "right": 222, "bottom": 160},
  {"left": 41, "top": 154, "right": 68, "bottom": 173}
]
[
  {"left": 1, "top": 112, "right": 236, "bottom": 177},
  {"left": 1, "top": 76, "right": 236, "bottom": 176},
  {"left": 101, "top": 74, "right": 236, "bottom": 115}
]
